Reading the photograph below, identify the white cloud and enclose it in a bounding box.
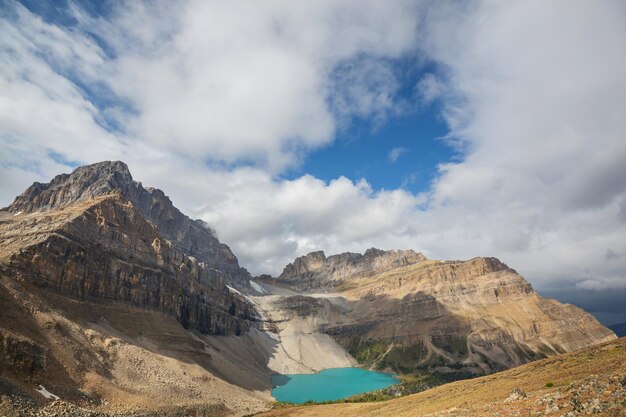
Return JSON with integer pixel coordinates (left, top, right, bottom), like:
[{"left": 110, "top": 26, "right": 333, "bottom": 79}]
[
  {"left": 416, "top": 73, "right": 444, "bottom": 105},
  {"left": 119, "top": 156, "right": 424, "bottom": 274},
  {"left": 0, "top": 4, "right": 122, "bottom": 200},
  {"left": 1, "top": 0, "right": 626, "bottom": 305},
  {"left": 412, "top": 0, "right": 626, "bottom": 292},
  {"left": 77, "top": 0, "right": 421, "bottom": 172},
  {"left": 388, "top": 146, "right": 407, "bottom": 163},
  {"left": 330, "top": 57, "right": 401, "bottom": 130}
]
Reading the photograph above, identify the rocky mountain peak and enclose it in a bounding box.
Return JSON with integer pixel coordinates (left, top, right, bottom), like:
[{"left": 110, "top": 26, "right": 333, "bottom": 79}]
[
  {"left": 363, "top": 247, "right": 385, "bottom": 257},
  {"left": 278, "top": 248, "right": 427, "bottom": 289},
  {"left": 3, "top": 161, "right": 251, "bottom": 284},
  {"left": 6, "top": 161, "right": 135, "bottom": 213},
  {"left": 298, "top": 250, "right": 328, "bottom": 263}
]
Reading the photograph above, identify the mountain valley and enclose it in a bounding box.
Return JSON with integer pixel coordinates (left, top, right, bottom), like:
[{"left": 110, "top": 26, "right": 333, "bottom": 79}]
[{"left": 0, "top": 161, "right": 618, "bottom": 416}]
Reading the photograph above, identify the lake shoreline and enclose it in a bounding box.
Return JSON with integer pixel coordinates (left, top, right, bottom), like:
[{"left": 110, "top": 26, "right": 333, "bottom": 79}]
[{"left": 271, "top": 367, "right": 400, "bottom": 404}]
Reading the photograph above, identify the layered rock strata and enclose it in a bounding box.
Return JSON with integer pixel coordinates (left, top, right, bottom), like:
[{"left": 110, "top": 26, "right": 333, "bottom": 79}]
[
  {"left": 5, "top": 161, "right": 250, "bottom": 288},
  {"left": 1, "top": 195, "right": 253, "bottom": 336},
  {"left": 265, "top": 251, "right": 616, "bottom": 379},
  {"left": 278, "top": 248, "right": 426, "bottom": 290},
  {"left": 0, "top": 161, "right": 618, "bottom": 415}
]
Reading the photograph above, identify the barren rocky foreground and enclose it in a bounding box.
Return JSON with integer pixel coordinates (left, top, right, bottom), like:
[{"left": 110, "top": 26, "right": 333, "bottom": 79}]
[{"left": 0, "top": 162, "right": 618, "bottom": 416}]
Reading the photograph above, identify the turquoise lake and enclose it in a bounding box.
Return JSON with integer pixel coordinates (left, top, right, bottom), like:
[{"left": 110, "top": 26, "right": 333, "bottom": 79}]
[{"left": 271, "top": 367, "right": 399, "bottom": 404}]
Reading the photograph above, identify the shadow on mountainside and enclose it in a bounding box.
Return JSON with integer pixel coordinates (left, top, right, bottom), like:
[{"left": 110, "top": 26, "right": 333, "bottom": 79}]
[
  {"left": 0, "top": 277, "right": 100, "bottom": 404},
  {"left": 0, "top": 274, "right": 278, "bottom": 398},
  {"left": 325, "top": 291, "right": 551, "bottom": 378}
]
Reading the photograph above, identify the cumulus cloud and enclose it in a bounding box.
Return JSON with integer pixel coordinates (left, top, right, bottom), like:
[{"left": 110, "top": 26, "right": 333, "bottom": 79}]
[
  {"left": 77, "top": 0, "right": 421, "bottom": 172},
  {"left": 0, "top": 0, "right": 425, "bottom": 267},
  {"left": 0, "top": 0, "right": 422, "bottom": 178},
  {"left": 330, "top": 57, "right": 402, "bottom": 130},
  {"left": 0, "top": 3, "right": 122, "bottom": 199},
  {"left": 410, "top": 1, "right": 626, "bottom": 295},
  {"left": 119, "top": 154, "right": 423, "bottom": 273},
  {"left": 1, "top": 0, "right": 626, "bottom": 317}
]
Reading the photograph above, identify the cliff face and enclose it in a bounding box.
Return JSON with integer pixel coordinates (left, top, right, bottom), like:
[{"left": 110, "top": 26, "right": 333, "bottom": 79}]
[
  {"left": 278, "top": 248, "right": 426, "bottom": 290},
  {"left": 1, "top": 162, "right": 257, "bottom": 335},
  {"left": 2, "top": 195, "right": 253, "bottom": 336},
  {"left": 264, "top": 252, "right": 616, "bottom": 379},
  {"left": 5, "top": 161, "right": 249, "bottom": 287}
]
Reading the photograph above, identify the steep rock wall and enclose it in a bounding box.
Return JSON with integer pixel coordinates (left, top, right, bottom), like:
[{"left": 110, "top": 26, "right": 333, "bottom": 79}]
[
  {"left": 3, "top": 195, "right": 254, "bottom": 336},
  {"left": 278, "top": 248, "right": 426, "bottom": 290}
]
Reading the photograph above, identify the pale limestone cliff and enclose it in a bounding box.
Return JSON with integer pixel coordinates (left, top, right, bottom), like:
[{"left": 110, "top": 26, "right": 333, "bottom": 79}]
[{"left": 278, "top": 248, "right": 426, "bottom": 290}]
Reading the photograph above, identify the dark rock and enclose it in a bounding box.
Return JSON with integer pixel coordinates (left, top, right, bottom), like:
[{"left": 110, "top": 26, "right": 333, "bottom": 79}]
[{"left": 0, "top": 331, "right": 46, "bottom": 381}]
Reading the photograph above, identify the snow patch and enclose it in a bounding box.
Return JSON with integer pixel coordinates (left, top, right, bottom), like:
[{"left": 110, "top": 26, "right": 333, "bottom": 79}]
[
  {"left": 250, "top": 281, "right": 266, "bottom": 294},
  {"left": 226, "top": 285, "right": 242, "bottom": 296},
  {"left": 227, "top": 285, "right": 257, "bottom": 304},
  {"left": 36, "top": 385, "right": 59, "bottom": 400},
  {"left": 14, "top": 211, "right": 22, "bottom": 216}
]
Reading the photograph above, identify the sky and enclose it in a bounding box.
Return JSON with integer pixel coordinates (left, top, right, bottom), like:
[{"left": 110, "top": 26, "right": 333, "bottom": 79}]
[{"left": 1, "top": 0, "right": 626, "bottom": 325}]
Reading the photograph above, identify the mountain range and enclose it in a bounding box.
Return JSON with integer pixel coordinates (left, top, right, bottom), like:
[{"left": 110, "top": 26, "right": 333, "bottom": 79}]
[{"left": 0, "top": 161, "right": 617, "bottom": 416}]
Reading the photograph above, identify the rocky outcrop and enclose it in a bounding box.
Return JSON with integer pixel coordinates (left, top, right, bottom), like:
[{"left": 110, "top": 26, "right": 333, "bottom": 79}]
[
  {"left": 278, "top": 248, "right": 426, "bottom": 290},
  {"left": 4, "top": 161, "right": 250, "bottom": 288},
  {"left": 0, "top": 331, "right": 46, "bottom": 381}
]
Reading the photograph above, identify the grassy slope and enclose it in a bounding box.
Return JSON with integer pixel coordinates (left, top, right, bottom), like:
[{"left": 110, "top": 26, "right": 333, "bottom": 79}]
[{"left": 258, "top": 337, "right": 626, "bottom": 417}]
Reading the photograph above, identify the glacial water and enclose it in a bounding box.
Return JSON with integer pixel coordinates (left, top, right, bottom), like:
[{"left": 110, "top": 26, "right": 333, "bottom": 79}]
[{"left": 271, "top": 367, "right": 399, "bottom": 404}]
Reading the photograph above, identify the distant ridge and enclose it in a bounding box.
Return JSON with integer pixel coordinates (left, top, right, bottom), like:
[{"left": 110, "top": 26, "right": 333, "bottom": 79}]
[{"left": 278, "top": 248, "right": 426, "bottom": 289}]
